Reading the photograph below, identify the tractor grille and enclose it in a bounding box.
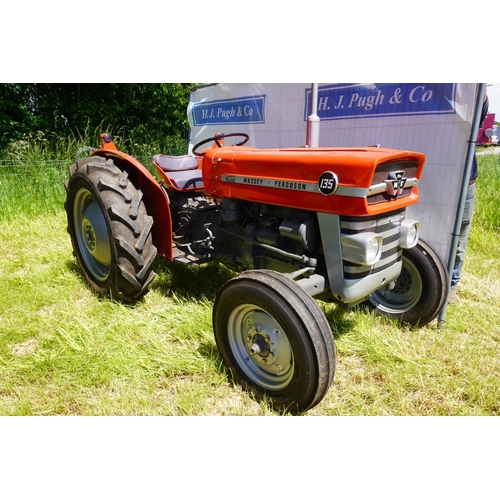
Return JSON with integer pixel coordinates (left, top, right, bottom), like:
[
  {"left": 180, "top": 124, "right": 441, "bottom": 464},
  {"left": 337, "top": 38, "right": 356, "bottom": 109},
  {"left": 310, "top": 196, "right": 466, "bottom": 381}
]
[
  {"left": 341, "top": 209, "right": 405, "bottom": 279},
  {"left": 367, "top": 160, "right": 418, "bottom": 205}
]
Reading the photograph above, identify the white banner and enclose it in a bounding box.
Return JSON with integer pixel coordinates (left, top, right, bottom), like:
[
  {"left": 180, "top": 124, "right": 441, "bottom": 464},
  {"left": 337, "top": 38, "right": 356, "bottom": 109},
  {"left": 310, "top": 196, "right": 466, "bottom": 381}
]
[{"left": 187, "top": 83, "right": 479, "bottom": 265}]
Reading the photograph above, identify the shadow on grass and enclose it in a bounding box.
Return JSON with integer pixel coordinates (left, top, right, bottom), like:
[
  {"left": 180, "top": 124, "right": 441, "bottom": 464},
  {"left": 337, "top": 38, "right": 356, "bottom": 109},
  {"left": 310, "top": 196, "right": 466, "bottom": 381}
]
[
  {"left": 321, "top": 304, "right": 358, "bottom": 340},
  {"left": 65, "top": 255, "right": 234, "bottom": 308},
  {"left": 151, "top": 258, "right": 236, "bottom": 302},
  {"left": 65, "top": 259, "right": 93, "bottom": 289},
  {"left": 68, "top": 254, "right": 359, "bottom": 340}
]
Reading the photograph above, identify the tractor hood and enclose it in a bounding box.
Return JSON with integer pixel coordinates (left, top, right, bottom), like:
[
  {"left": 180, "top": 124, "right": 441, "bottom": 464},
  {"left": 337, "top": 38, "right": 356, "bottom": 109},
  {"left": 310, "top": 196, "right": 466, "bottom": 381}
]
[{"left": 202, "top": 146, "right": 425, "bottom": 216}]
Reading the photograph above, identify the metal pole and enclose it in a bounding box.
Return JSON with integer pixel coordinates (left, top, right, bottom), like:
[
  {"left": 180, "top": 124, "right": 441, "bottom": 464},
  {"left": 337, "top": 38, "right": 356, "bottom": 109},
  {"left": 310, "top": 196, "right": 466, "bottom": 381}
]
[
  {"left": 306, "top": 84, "right": 320, "bottom": 147},
  {"left": 437, "top": 83, "right": 487, "bottom": 327}
]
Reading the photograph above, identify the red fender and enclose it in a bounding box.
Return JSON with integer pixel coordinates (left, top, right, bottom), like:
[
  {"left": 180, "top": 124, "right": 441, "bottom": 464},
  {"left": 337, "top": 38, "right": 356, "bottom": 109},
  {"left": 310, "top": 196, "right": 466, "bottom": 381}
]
[{"left": 92, "top": 136, "right": 173, "bottom": 259}]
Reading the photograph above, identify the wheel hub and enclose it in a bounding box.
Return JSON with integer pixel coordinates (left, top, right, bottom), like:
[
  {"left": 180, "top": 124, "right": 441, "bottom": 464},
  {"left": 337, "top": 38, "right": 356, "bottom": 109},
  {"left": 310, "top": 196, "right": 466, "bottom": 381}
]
[
  {"left": 227, "top": 306, "right": 294, "bottom": 390},
  {"left": 84, "top": 222, "right": 97, "bottom": 251},
  {"left": 73, "top": 187, "right": 112, "bottom": 282},
  {"left": 81, "top": 201, "right": 112, "bottom": 266},
  {"left": 248, "top": 329, "right": 275, "bottom": 363},
  {"left": 371, "top": 256, "right": 421, "bottom": 311},
  {"left": 244, "top": 319, "right": 286, "bottom": 371},
  {"left": 392, "top": 265, "right": 412, "bottom": 294}
]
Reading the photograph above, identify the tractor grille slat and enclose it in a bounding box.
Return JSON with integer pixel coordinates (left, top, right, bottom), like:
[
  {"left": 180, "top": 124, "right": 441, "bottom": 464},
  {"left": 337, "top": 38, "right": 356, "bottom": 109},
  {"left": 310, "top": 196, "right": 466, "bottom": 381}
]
[{"left": 341, "top": 209, "right": 405, "bottom": 279}]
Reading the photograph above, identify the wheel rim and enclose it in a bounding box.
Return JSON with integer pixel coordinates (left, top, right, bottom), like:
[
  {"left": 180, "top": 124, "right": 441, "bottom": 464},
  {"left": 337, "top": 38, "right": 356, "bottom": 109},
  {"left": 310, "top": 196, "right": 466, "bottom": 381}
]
[
  {"left": 73, "top": 187, "right": 111, "bottom": 282},
  {"left": 227, "top": 304, "right": 294, "bottom": 391},
  {"left": 370, "top": 256, "right": 422, "bottom": 313}
]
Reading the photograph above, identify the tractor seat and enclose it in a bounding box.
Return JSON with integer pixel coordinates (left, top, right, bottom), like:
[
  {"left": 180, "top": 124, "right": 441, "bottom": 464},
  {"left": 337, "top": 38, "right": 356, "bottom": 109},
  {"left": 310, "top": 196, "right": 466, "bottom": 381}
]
[
  {"left": 153, "top": 154, "right": 204, "bottom": 190},
  {"left": 153, "top": 154, "right": 199, "bottom": 172}
]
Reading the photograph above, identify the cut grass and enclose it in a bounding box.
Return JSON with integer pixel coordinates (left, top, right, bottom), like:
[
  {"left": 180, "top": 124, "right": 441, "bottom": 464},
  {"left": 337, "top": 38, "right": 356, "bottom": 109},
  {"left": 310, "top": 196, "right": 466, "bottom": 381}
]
[
  {"left": 1, "top": 209, "right": 499, "bottom": 415},
  {"left": 0, "top": 149, "right": 499, "bottom": 415},
  {"left": 0, "top": 213, "right": 275, "bottom": 415}
]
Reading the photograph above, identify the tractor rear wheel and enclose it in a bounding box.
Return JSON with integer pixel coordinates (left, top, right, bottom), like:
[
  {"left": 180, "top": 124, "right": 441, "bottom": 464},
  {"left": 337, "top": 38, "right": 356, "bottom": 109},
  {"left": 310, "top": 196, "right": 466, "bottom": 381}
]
[
  {"left": 213, "top": 270, "right": 336, "bottom": 414},
  {"left": 363, "top": 239, "right": 448, "bottom": 327},
  {"left": 65, "top": 156, "right": 157, "bottom": 302}
]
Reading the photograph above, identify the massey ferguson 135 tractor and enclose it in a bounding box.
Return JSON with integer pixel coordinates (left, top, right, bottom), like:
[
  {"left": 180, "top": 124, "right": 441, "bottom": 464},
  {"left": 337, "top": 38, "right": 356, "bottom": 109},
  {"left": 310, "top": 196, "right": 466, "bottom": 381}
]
[{"left": 65, "top": 132, "right": 447, "bottom": 413}]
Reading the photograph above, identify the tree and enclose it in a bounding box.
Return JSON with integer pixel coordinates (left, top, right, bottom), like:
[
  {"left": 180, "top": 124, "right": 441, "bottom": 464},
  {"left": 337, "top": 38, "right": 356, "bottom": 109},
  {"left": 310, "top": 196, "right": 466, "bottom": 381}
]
[
  {"left": 0, "top": 84, "right": 37, "bottom": 147},
  {"left": 0, "top": 83, "right": 194, "bottom": 150}
]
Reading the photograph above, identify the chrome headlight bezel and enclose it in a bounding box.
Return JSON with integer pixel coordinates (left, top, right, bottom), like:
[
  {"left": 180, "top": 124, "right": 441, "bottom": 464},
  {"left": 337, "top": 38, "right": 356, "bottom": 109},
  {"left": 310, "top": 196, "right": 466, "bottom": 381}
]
[
  {"left": 399, "top": 219, "right": 420, "bottom": 249},
  {"left": 341, "top": 232, "right": 383, "bottom": 266}
]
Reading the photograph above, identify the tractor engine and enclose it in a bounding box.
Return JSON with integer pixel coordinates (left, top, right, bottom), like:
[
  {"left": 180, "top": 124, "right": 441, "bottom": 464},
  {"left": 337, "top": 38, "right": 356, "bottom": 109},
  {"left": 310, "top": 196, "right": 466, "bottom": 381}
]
[{"left": 169, "top": 193, "right": 319, "bottom": 274}]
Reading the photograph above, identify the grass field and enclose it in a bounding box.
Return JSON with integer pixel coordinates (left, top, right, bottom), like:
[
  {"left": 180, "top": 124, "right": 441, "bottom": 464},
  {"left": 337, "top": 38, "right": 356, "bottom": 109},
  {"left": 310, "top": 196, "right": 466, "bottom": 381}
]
[{"left": 1, "top": 141, "right": 499, "bottom": 416}]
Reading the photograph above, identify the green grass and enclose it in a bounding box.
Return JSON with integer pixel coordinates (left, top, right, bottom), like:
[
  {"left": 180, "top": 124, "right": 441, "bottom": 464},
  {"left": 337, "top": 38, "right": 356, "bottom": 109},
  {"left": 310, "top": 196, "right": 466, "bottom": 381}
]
[
  {"left": 0, "top": 212, "right": 274, "bottom": 415},
  {"left": 474, "top": 152, "right": 500, "bottom": 231},
  {"left": 0, "top": 128, "right": 188, "bottom": 217},
  {"left": 0, "top": 144, "right": 499, "bottom": 415}
]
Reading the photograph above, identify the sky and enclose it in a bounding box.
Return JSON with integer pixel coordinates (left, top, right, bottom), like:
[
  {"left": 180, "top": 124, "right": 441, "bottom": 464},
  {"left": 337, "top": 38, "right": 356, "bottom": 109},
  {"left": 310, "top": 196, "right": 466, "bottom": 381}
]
[{"left": 486, "top": 83, "right": 500, "bottom": 118}]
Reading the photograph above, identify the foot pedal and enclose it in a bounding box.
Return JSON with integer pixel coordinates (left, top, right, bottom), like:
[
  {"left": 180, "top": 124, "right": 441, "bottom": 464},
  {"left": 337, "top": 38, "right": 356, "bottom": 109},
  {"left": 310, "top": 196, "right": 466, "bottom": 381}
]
[{"left": 172, "top": 246, "right": 201, "bottom": 265}]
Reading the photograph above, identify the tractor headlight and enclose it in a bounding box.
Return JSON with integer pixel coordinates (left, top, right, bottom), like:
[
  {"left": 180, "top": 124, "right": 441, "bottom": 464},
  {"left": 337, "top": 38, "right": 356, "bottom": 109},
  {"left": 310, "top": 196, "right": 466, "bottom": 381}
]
[
  {"left": 341, "top": 232, "right": 383, "bottom": 265},
  {"left": 399, "top": 219, "right": 420, "bottom": 249},
  {"left": 366, "top": 236, "right": 381, "bottom": 263}
]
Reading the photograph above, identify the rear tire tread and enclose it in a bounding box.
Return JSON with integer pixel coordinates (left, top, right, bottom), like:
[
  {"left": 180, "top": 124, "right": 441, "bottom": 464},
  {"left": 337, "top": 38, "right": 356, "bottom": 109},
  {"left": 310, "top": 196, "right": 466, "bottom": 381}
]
[{"left": 65, "top": 156, "right": 157, "bottom": 303}]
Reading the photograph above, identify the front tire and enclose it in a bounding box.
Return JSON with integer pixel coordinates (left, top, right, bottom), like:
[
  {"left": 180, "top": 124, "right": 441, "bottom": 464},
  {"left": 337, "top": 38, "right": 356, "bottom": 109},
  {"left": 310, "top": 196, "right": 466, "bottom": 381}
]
[
  {"left": 65, "top": 156, "right": 157, "bottom": 302},
  {"left": 364, "top": 239, "right": 448, "bottom": 327},
  {"left": 213, "top": 270, "right": 336, "bottom": 414}
]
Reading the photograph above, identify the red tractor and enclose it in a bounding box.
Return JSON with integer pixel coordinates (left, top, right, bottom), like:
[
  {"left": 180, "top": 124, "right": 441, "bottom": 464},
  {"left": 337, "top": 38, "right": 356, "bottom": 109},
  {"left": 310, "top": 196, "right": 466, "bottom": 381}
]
[{"left": 65, "top": 132, "right": 447, "bottom": 413}]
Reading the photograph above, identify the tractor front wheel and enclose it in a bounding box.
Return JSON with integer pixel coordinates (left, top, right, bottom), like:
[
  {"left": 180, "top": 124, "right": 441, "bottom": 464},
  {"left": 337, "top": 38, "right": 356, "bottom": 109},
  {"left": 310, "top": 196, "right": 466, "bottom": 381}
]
[
  {"left": 65, "top": 156, "right": 157, "bottom": 302},
  {"left": 363, "top": 239, "right": 448, "bottom": 327},
  {"left": 213, "top": 270, "right": 336, "bottom": 414}
]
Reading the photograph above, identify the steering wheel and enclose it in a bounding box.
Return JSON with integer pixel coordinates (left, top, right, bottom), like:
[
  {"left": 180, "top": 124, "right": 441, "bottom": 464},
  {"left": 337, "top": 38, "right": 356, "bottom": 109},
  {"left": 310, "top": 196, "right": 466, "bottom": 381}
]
[{"left": 192, "top": 133, "right": 249, "bottom": 156}]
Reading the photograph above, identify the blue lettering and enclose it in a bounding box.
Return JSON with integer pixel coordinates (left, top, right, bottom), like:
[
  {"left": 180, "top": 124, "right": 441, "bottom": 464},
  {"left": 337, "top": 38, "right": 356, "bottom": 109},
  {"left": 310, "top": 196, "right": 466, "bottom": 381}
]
[
  {"left": 304, "top": 84, "right": 456, "bottom": 121},
  {"left": 193, "top": 95, "right": 266, "bottom": 126}
]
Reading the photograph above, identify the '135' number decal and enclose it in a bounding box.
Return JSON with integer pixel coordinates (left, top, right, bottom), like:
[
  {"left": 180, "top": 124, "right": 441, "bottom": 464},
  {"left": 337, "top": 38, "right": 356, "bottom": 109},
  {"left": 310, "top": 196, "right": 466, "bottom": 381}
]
[{"left": 318, "top": 171, "right": 338, "bottom": 195}]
